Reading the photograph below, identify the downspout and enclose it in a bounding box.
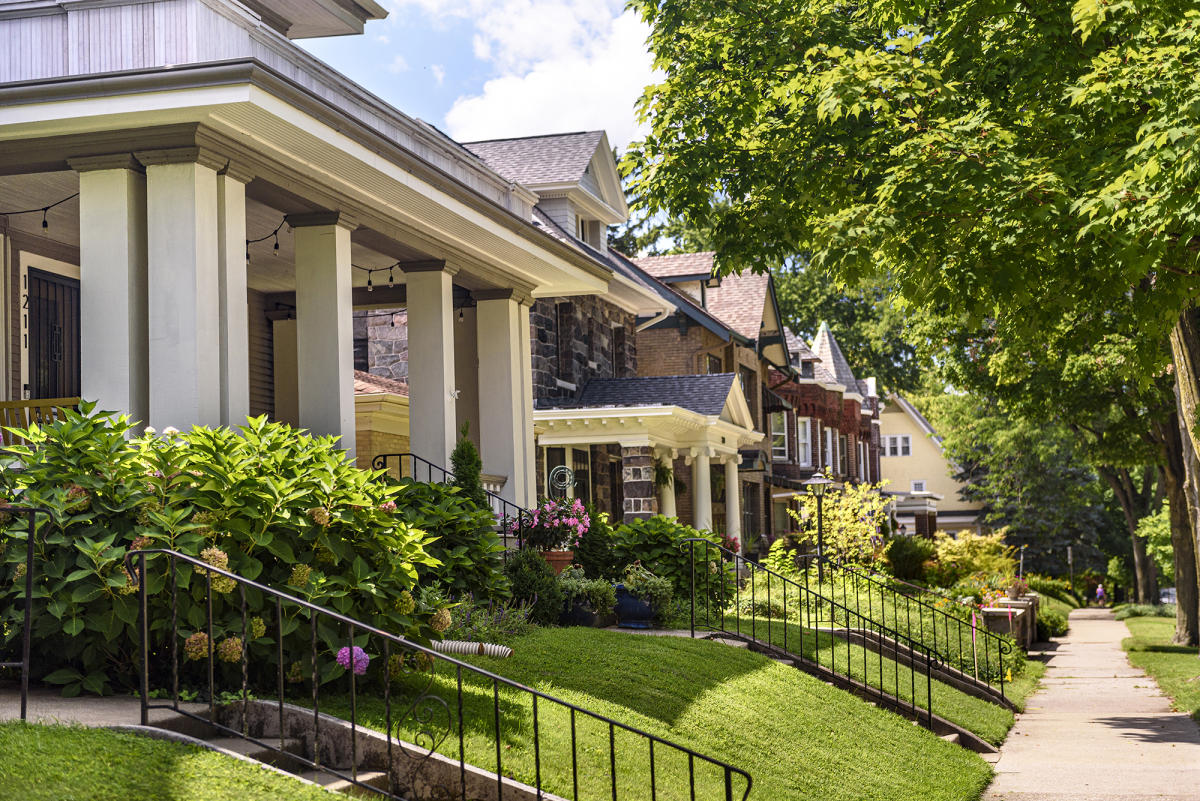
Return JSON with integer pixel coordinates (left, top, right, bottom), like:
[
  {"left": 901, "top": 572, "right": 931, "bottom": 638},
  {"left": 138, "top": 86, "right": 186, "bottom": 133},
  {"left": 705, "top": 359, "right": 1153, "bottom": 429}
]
[{"left": 636, "top": 308, "right": 671, "bottom": 332}]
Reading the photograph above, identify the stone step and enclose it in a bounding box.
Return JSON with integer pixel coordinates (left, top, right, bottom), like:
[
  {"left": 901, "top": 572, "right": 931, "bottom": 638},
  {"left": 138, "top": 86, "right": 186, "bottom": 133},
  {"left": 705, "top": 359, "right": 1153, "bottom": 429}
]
[
  {"left": 940, "top": 732, "right": 961, "bottom": 745},
  {"left": 297, "top": 769, "right": 390, "bottom": 796},
  {"left": 207, "top": 736, "right": 309, "bottom": 773}
]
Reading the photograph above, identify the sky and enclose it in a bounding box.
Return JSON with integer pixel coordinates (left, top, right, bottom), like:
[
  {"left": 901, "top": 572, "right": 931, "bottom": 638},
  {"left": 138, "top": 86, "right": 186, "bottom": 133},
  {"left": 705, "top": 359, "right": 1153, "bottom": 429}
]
[{"left": 301, "top": 0, "right": 658, "bottom": 149}]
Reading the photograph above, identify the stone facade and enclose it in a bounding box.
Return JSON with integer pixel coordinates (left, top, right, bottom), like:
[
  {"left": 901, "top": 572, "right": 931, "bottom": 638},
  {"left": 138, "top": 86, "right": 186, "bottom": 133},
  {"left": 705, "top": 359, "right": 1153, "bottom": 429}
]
[
  {"left": 531, "top": 294, "right": 637, "bottom": 406},
  {"left": 621, "top": 445, "right": 657, "bottom": 522},
  {"left": 353, "top": 309, "right": 408, "bottom": 382}
]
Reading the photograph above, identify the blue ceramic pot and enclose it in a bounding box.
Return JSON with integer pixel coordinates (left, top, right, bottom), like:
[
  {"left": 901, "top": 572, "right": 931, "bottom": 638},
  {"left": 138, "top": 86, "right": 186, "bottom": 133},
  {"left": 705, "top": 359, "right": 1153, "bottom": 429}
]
[{"left": 614, "top": 584, "right": 655, "bottom": 629}]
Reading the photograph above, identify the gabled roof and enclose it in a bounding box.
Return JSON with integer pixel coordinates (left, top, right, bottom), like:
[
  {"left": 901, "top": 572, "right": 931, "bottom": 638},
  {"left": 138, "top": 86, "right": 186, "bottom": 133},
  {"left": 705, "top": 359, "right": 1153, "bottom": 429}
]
[
  {"left": 706, "top": 272, "right": 770, "bottom": 341},
  {"left": 609, "top": 249, "right": 748, "bottom": 344},
  {"left": 576, "top": 374, "right": 736, "bottom": 417},
  {"left": 784, "top": 327, "right": 818, "bottom": 361},
  {"left": 811, "top": 321, "right": 859, "bottom": 390},
  {"left": 463, "top": 131, "right": 605, "bottom": 186},
  {"left": 353, "top": 370, "right": 408, "bottom": 396},
  {"left": 633, "top": 252, "right": 717, "bottom": 280},
  {"left": 889, "top": 393, "right": 943, "bottom": 446}
]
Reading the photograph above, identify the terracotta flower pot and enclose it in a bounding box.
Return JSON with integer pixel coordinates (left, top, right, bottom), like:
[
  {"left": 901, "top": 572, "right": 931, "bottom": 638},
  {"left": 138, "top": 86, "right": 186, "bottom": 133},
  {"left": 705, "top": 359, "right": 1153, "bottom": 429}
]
[{"left": 540, "top": 549, "right": 574, "bottom": 575}]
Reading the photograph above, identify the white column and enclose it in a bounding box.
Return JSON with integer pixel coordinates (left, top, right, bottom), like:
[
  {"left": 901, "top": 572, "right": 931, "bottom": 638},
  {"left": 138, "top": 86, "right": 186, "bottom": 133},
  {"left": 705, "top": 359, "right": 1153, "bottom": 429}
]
[
  {"left": 291, "top": 212, "right": 355, "bottom": 456},
  {"left": 404, "top": 264, "right": 457, "bottom": 467},
  {"left": 658, "top": 449, "right": 677, "bottom": 517},
  {"left": 476, "top": 290, "right": 531, "bottom": 504},
  {"left": 725, "top": 456, "right": 741, "bottom": 543},
  {"left": 517, "top": 301, "right": 535, "bottom": 507},
  {"left": 692, "top": 447, "right": 713, "bottom": 531},
  {"left": 140, "top": 153, "right": 221, "bottom": 429},
  {"left": 70, "top": 155, "right": 148, "bottom": 425},
  {"left": 216, "top": 169, "right": 250, "bottom": 427}
]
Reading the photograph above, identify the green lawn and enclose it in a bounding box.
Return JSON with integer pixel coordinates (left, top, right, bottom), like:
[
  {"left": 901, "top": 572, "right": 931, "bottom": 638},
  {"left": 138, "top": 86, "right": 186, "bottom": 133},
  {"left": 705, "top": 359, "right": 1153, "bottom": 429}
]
[
  {"left": 1123, "top": 616, "right": 1200, "bottom": 719},
  {"left": 0, "top": 722, "right": 333, "bottom": 801},
  {"left": 1040, "top": 595, "right": 1075, "bottom": 620},
  {"left": 319, "top": 627, "right": 992, "bottom": 801},
  {"left": 716, "top": 616, "right": 1030, "bottom": 745}
]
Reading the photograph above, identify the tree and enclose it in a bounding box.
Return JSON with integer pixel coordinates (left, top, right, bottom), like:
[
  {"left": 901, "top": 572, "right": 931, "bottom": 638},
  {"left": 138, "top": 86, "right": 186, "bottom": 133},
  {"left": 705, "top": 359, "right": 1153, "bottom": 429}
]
[
  {"left": 628, "top": 0, "right": 1200, "bottom": 644},
  {"left": 450, "top": 423, "right": 488, "bottom": 509}
]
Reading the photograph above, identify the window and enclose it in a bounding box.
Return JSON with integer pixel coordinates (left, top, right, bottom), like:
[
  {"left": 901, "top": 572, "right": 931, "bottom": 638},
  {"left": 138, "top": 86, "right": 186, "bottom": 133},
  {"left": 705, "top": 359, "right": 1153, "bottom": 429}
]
[
  {"left": 707, "top": 354, "right": 723, "bottom": 374},
  {"left": 556, "top": 302, "right": 574, "bottom": 383},
  {"left": 770, "top": 411, "right": 789, "bottom": 461},
  {"left": 586, "top": 318, "right": 597, "bottom": 366},
  {"left": 839, "top": 433, "right": 849, "bottom": 476},
  {"left": 824, "top": 428, "right": 835, "bottom": 471},
  {"left": 884, "top": 435, "right": 911, "bottom": 457},
  {"left": 796, "top": 417, "right": 812, "bottom": 466},
  {"left": 739, "top": 366, "right": 757, "bottom": 423},
  {"left": 911, "top": 480, "right": 927, "bottom": 493},
  {"left": 859, "top": 441, "right": 867, "bottom": 481}
]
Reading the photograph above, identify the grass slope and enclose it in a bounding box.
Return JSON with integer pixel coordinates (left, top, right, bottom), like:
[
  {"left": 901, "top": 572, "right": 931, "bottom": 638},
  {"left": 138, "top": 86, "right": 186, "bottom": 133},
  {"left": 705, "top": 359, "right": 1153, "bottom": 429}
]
[
  {"left": 0, "top": 722, "right": 333, "bottom": 801},
  {"left": 322, "top": 628, "right": 991, "bottom": 801},
  {"left": 716, "top": 616, "right": 1032, "bottom": 745},
  {"left": 1123, "top": 616, "right": 1200, "bottom": 719}
]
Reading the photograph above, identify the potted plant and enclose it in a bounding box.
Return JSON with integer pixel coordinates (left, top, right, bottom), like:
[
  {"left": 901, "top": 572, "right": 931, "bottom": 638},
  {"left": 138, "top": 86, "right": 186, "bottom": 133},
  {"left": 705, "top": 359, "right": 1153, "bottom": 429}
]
[
  {"left": 558, "top": 565, "right": 617, "bottom": 627},
  {"left": 1007, "top": 577, "right": 1029, "bottom": 600},
  {"left": 525, "top": 498, "right": 589, "bottom": 574},
  {"left": 614, "top": 562, "right": 674, "bottom": 629}
]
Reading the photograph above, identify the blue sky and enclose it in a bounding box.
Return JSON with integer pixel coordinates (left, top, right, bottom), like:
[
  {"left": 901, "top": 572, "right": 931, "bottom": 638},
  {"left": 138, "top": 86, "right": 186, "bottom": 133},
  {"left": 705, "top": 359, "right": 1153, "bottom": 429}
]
[{"left": 301, "top": 0, "right": 656, "bottom": 149}]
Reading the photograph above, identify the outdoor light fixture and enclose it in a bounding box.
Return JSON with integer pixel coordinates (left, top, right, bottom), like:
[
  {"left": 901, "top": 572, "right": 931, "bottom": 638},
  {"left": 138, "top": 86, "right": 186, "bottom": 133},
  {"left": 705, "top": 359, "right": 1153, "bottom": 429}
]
[{"left": 804, "top": 472, "right": 834, "bottom": 583}]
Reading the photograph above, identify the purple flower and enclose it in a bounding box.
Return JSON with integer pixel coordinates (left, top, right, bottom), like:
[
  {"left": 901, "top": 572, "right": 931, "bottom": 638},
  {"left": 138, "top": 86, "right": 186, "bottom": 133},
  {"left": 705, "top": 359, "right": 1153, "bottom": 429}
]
[{"left": 336, "top": 645, "right": 370, "bottom": 675}]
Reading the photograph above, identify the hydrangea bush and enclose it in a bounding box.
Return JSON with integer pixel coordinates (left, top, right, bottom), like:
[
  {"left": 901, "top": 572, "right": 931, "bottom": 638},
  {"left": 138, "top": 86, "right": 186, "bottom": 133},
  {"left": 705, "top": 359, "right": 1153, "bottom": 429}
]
[
  {"left": 0, "top": 406, "right": 441, "bottom": 696},
  {"left": 524, "top": 498, "right": 590, "bottom": 551}
]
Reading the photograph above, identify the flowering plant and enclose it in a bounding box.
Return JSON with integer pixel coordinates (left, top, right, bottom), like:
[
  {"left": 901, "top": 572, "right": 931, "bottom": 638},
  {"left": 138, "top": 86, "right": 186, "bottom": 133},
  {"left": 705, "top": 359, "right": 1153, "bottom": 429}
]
[
  {"left": 524, "top": 498, "right": 590, "bottom": 551},
  {"left": 336, "top": 645, "right": 370, "bottom": 676}
]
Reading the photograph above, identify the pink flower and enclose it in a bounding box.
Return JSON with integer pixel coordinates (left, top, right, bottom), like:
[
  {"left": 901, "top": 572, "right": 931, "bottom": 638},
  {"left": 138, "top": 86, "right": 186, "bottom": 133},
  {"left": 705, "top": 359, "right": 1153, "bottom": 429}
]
[
  {"left": 379, "top": 500, "right": 397, "bottom": 513},
  {"left": 336, "top": 646, "right": 370, "bottom": 675}
]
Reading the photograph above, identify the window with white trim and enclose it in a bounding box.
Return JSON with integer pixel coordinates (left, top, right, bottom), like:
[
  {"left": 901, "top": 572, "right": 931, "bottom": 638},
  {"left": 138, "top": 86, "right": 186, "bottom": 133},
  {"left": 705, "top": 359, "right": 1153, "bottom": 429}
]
[
  {"left": 911, "top": 479, "right": 927, "bottom": 493},
  {"left": 859, "top": 441, "right": 867, "bottom": 481},
  {"left": 824, "top": 428, "right": 835, "bottom": 470},
  {"left": 770, "top": 411, "right": 789, "bottom": 461},
  {"left": 797, "top": 417, "right": 812, "bottom": 467},
  {"left": 884, "top": 435, "right": 911, "bottom": 457}
]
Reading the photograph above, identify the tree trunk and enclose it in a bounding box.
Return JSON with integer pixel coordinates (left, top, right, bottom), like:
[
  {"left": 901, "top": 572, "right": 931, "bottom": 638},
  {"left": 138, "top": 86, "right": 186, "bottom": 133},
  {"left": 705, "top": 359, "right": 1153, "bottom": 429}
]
[
  {"left": 1157, "top": 413, "right": 1199, "bottom": 645},
  {"left": 1100, "top": 466, "right": 1159, "bottom": 603},
  {"left": 1170, "top": 308, "right": 1200, "bottom": 653}
]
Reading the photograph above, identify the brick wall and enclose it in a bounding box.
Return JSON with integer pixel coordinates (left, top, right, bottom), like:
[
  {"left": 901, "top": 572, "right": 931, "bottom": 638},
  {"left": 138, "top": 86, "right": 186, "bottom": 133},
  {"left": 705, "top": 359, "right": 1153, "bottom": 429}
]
[
  {"left": 636, "top": 320, "right": 723, "bottom": 378},
  {"left": 531, "top": 294, "right": 637, "bottom": 406}
]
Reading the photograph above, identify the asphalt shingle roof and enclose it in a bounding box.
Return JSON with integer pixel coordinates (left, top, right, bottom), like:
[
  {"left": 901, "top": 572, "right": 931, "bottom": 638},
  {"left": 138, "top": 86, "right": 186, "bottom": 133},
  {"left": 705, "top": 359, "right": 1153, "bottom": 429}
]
[
  {"left": 632, "top": 252, "right": 717, "bottom": 279},
  {"left": 811, "top": 322, "right": 859, "bottom": 388},
  {"left": 706, "top": 272, "right": 770, "bottom": 340},
  {"left": 353, "top": 370, "right": 409, "bottom": 396},
  {"left": 573, "top": 374, "right": 736, "bottom": 416},
  {"left": 784, "top": 328, "right": 818, "bottom": 362},
  {"left": 462, "top": 131, "right": 605, "bottom": 186}
]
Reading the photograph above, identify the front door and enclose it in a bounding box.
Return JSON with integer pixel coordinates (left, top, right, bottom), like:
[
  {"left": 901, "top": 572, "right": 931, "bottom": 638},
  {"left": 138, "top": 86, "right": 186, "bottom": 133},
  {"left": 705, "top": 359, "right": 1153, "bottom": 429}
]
[{"left": 27, "top": 268, "right": 80, "bottom": 399}]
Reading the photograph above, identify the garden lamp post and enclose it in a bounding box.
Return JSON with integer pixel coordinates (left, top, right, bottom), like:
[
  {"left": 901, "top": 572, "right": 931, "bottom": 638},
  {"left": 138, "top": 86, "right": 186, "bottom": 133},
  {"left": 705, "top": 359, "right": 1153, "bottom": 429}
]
[{"left": 804, "top": 472, "right": 833, "bottom": 584}]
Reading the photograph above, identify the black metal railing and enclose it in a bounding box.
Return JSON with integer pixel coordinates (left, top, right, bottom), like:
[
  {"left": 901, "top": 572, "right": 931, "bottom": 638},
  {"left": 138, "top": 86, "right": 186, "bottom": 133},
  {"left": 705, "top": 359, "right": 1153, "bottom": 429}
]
[
  {"left": 126, "top": 548, "right": 753, "bottom": 801},
  {"left": 817, "top": 558, "right": 1015, "bottom": 699},
  {"left": 371, "top": 452, "right": 530, "bottom": 548},
  {"left": 0, "top": 504, "right": 52, "bottom": 721},
  {"left": 683, "top": 539, "right": 939, "bottom": 728}
]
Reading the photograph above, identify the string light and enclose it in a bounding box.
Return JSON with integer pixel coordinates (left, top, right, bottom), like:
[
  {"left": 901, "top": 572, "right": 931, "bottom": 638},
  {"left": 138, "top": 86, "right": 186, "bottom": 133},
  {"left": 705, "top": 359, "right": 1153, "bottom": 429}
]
[
  {"left": 0, "top": 192, "right": 79, "bottom": 232},
  {"left": 246, "top": 217, "right": 287, "bottom": 263}
]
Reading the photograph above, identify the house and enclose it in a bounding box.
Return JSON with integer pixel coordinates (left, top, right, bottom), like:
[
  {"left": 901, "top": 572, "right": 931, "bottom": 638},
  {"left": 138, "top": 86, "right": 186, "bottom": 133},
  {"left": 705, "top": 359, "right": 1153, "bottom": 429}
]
[
  {"left": 878, "top": 394, "right": 984, "bottom": 534},
  {"left": 631, "top": 254, "right": 790, "bottom": 544},
  {"left": 0, "top": 0, "right": 646, "bottom": 509},
  {"left": 767, "top": 322, "right": 882, "bottom": 539}
]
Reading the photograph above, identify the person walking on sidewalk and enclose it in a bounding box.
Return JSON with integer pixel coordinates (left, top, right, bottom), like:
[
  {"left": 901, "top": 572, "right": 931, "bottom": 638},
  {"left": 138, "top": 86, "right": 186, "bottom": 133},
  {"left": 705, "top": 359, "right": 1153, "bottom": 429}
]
[{"left": 1096, "top": 583, "right": 1106, "bottom": 607}]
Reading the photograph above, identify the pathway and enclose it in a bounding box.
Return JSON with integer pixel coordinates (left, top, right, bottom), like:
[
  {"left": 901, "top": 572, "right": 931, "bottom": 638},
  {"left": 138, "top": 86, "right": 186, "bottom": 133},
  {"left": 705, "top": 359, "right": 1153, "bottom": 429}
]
[{"left": 984, "top": 607, "right": 1200, "bottom": 800}]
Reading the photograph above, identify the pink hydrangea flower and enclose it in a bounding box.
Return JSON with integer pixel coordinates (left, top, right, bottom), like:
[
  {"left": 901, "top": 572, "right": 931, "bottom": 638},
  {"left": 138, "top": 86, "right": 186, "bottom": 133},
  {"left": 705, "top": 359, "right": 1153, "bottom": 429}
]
[{"left": 336, "top": 645, "right": 370, "bottom": 675}]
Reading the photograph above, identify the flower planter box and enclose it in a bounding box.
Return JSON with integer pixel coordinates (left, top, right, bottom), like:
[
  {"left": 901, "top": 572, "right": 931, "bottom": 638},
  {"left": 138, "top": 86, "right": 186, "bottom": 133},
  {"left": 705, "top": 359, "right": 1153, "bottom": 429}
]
[
  {"left": 614, "top": 584, "right": 656, "bottom": 629},
  {"left": 540, "top": 549, "right": 574, "bottom": 575}
]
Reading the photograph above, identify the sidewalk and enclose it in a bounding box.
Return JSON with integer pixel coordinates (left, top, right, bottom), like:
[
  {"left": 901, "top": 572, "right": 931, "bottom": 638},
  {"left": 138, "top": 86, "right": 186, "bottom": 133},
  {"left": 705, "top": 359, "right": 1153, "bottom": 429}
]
[{"left": 984, "top": 607, "right": 1200, "bottom": 800}]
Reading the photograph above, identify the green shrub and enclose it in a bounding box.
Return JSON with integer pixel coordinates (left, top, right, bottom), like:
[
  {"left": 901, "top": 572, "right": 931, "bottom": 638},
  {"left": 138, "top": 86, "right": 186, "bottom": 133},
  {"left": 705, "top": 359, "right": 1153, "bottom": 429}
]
[
  {"left": 1114, "top": 603, "right": 1176, "bottom": 620},
  {"left": 947, "top": 572, "right": 1011, "bottom": 606},
  {"left": 885, "top": 536, "right": 936, "bottom": 582},
  {"left": 557, "top": 565, "right": 616, "bottom": 615},
  {"left": 926, "top": 529, "right": 1015, "bottom": 587},
  {"left": 389, "top": 479, "right": 508, "bottom": 600},
  {"left": 449, "top": 423, "right": 488, "bottom": 509},
  {"left": 612, "top": 516, "right": 733, "bottom": 606},
  {"left": 620, "top": 562, "right": 674, "bottom": 616},
  {"left": 443, "top": 596, "right": 534, "bottom": 645},
  {"left": 572, "top": 505, "right": 617, "bottom": 579},
  {"left": 1027, "top": 574, "right": 1079, "bottom": 608},
  {"left": 503, "top": 548, "right": 562, "bottom": 625},
  {"left": 762, "top": 536, "right": 804, "bottom": 575},
  {"left": 0, "top": 409, "right": 439, "bottom": 696},
  {"left": 1036, "top": 608, "right": 1069, "bottom": 640}
]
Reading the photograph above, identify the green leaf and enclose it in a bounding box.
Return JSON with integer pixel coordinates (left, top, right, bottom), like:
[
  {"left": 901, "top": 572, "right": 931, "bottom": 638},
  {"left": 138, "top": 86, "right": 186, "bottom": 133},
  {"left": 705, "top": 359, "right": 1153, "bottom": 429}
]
[{"left": 42, "top": 667, "right": 83, "bottom": 684}]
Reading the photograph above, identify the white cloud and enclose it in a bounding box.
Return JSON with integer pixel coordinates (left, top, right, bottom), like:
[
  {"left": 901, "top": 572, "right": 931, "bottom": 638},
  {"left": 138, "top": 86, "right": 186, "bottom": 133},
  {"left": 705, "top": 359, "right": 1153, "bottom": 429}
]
[
  {"left": 388, "top": 1, "right": 657, "bottom": 148},
  {"left": 431, "top": 64, "right": 446, "bottom": 86},
  {"left": 388, "top": 54, "right": 409, "bottom": 73}
]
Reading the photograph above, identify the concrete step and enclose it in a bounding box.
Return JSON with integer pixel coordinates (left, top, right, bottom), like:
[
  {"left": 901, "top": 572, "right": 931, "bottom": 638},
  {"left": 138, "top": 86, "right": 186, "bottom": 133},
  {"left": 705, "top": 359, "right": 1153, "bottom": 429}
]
[
  {"left": 940, "top": 733, "right": 961, "bottom": 745},
  {"left": 207, "top": 736, "right": 309, "bottom": 773},
  {"left": 297, "top": 769, "right": 389, "bottom": 796}
]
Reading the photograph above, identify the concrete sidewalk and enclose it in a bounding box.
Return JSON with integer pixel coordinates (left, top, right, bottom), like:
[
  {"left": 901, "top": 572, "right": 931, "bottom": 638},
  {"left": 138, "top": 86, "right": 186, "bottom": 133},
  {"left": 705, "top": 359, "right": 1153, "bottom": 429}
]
[{"left": 984, "top": 607, "right": 1200, "bottom": 800}]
